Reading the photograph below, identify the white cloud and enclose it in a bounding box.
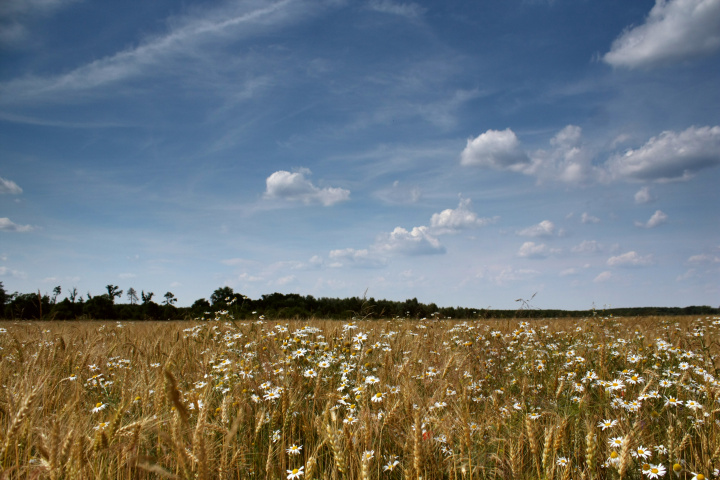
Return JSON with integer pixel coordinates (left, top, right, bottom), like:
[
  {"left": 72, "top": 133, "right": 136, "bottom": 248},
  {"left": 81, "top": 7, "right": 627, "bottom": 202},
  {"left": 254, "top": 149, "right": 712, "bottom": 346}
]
[
  {"left": 0, "top": 176, "right": 22, "bottom": 194},
  {"left": 264, "top": 169, "right": 350, "bottom": 206},
  {"left": 477, "top": 266, "right": 540, "bottom": 286},
  {"left": 581, "top": 212, "right": 600, "bottom": 224},
  {"left": 593, "top": 271, "right": 613, "bottom": 282},
  {"left": 429, "top": 198, "right": 497, "bottom": 234},
  {"left": 607, "top": 251, "right": 654, "bottom": 267},
  {"left": 460, "top": 128, "right": 529, "bottom": 170},
  {"left": 0, "top": 0, "right": 81, "bottom": 16},
  {"left": 634, "top": 210, "right": 668, "bottom": 228},
  {"left": 607, "top": 126, "right": 720, "bottom": 181},
  {"left": 221, "top": 258, "right": 254, "bottom": 266},
  {"left": 368, "top": 0, "right": 426, "bottom": 18},
  {"left": 676, "top": 269, "right": 697, "bottom": 281},
  {"left": 118, "top": 273, "right": 136, "bottom": 279},
  {"left": 374, "top": 180, "right": 422, "bottom": 205},
  {"left": 517, "top": 220, "right": 556, "bottom": 237},
  {"left": 0, "top": 0, "right": 81, "bottom": 46},
  {"left": 634, "top": 186, "right": 654, "bottom": 204},
  {"left": 517, "top": 241, "right": 560, "bottom": 258},
  {"left": 571, "top": 240, "right": 603, "bottom": 254},
  {"left": 462, "top": 125, "right": 596, "bottom": 185},
  {"left": 0, "top": 217, "right": 33, "bottom": 232},
  {"left": 687, "top": 253, "right": 720, "bottom": 263},
  {"left": 0, "top": 0, "right": 302, "bottom": 102},
  {"left": 603, "top": 0, "right": 720, "bottom": 69},
  {"left": 525, "top": 125, "right": 594, "bottom": 184},
  {"left": 0, "top": 266, "right": 27, "bottom": 278},
  {"left": 328, "top": 248, "right": 387, "bottom": 268},
  {"left": 374, "top": 226, "right": 445, "bottom": 256},
  {"left": 273, "top": 275, "right": 295, "bottom": 286}
]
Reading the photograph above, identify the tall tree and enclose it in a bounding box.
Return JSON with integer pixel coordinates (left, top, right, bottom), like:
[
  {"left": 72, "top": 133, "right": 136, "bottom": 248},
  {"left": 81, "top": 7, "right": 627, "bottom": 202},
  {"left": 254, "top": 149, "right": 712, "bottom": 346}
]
[
  {"left": 141, "top": 291, "right": 154, "bottom": 304},
  {"left": 105, "top": 285, "right": 123, "bottom": 303},
  {"left": 127, "top": 287, "right": 139, "bottom": 305},
  {"left": 0, "top": 281, "right": 6, "bottom": 307},
  {"left": 51, "top": 286, "right": 62, "bottom": 304},
  {"left": 163, "top": 292, "right": 177, "bottom": 306},
  {"left": 68, "top": 287, "right": 78, "bottom": 303}
]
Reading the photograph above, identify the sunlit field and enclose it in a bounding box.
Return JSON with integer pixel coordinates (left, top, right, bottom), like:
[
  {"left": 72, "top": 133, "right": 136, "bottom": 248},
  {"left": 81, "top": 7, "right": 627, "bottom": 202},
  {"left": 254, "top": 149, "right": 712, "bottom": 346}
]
[{"left": 1, "top": 315, "right": 718, "bottom": 479}]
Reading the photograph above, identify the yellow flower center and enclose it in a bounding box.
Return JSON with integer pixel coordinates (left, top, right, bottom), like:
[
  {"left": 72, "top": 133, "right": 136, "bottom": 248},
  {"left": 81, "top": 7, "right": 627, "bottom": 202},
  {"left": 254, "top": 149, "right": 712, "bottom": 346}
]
[
  {"left": 96, "top": 402, "right": 102, "bottom": 407},
  {"left": 673, "top": 464, "right": 682, "bottom": 472},
  {"left": 292, "top": 469, "right": 299, "bottom": 474},
  {"left": 610, "top": 452, "right": 618, "bottom": 459}
]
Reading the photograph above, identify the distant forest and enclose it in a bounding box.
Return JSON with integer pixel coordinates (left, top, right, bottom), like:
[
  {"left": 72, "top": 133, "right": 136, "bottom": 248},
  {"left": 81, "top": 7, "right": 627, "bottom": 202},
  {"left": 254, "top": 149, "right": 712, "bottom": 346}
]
[{"left": 1, "top": 282, "right": 717, "bottom": 321}]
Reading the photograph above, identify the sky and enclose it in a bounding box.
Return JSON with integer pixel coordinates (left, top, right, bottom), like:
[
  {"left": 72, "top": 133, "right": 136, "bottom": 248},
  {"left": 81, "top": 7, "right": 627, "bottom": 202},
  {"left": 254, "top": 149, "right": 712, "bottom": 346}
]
[{"left": 1, "top": 0, "right": 719, "bottom": 310}]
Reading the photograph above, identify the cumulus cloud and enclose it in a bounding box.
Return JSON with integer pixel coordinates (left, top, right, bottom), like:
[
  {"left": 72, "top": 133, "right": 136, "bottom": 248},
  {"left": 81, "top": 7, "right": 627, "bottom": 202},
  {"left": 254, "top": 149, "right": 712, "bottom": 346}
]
[
  {"left": 460, "top": 128, "right": 529, "bottom": 170},
  {"left": 603, "top": 0, "right": 720, "bottom": 69},
  {"left": 429, "top": 198, "right": 497, "bottom": 234},
  {"left": 634, "top": 186, "right": 654, "bottom": 204},
  {"left": 374, "top": 226, "right": 445, "bottom": 256},
  {"left": 581, "top": 212, "right": 600, "bottom": 224},
  {"left": 525, "top": 125, "right": 594, "bottom": 184},
  {"left": 607, "top": 126, "right": 720, "bottom": 181},
  {"left": 571, "top": 240, "right": 603, "bottom": 254},
  {"left": 593, "top": 271, "right": 613, "bottom": 282},
  {"left": 635, "top": 210, "right": 668, "bottom": 228},
  {"left": 0, "top": 217, "right": 33, "bottom": 232},
  {"left": 687, "top": 253, "right": 720, "bottom": 264},
  {"left": 328, "top": 224, "right": 445, "bottom": 268},
  {"left": 607, "top": 251, "right": 654, "bottom": 267},
  {"left": 461, "top": 125, "right": 597, "bottom": 184},
  {"left": 264, "top": 169, "right": 350, "bottom": 206},
  {"left": 0, "top": 176, "right": 22, "bottom": 194},
  {"left": 517, "top": 220, "right": 556, "bottom": 237},
  {"left": 517, "top": 241, "right": 560, "bottom": 258}
]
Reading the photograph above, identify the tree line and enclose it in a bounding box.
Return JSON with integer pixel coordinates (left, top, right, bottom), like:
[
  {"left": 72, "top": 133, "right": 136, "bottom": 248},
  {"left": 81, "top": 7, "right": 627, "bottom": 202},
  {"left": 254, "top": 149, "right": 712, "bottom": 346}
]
[{"left": 0, "top": 282, "right": 717, "bottom": 321}]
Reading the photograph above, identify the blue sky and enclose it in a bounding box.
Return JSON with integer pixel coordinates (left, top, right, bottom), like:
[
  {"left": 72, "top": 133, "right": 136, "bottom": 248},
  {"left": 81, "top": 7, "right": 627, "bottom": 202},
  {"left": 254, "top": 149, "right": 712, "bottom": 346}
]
[{"left": 1, "top": 0, "right": 719, "bottom": 310}]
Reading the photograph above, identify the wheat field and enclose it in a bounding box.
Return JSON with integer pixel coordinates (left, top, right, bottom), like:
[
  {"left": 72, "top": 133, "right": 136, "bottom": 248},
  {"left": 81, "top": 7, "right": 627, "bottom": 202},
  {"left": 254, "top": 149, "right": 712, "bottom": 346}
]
[{"left": 0, "top": 314, "right": 718, "bottom": 479}]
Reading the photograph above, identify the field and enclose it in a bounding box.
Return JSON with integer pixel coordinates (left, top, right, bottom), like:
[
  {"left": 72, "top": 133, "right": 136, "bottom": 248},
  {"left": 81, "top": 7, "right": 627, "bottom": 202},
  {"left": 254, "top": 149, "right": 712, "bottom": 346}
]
[{"left": 0, "top": 315, "right": 718, "bottom": 479}]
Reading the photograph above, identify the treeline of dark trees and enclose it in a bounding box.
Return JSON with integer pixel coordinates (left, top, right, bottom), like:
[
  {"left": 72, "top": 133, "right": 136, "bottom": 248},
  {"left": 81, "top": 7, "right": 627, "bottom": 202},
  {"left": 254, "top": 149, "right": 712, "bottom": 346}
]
[{"left": 0, "top": 282, "right": 717, "bottom": 321}]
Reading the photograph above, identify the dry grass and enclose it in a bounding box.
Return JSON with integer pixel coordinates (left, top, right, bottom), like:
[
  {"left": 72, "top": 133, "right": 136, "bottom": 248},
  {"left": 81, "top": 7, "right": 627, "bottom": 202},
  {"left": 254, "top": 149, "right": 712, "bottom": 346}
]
[{"left": 0, "top": 314, "right": 718, "bottom": 479}]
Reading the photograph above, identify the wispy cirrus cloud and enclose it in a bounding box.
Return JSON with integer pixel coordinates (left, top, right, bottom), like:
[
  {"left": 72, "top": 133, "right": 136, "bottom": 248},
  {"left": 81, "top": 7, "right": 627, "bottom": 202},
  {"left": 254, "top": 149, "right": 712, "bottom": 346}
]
[
  {"left": 367, "top": 0, "right": 426, "bottom": 19},
  {"left": 0, "top": 0, "right": 305, "bottom": 104},
  {"left": 0, "top": 0, "right": 81, "bottom": 46}
]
